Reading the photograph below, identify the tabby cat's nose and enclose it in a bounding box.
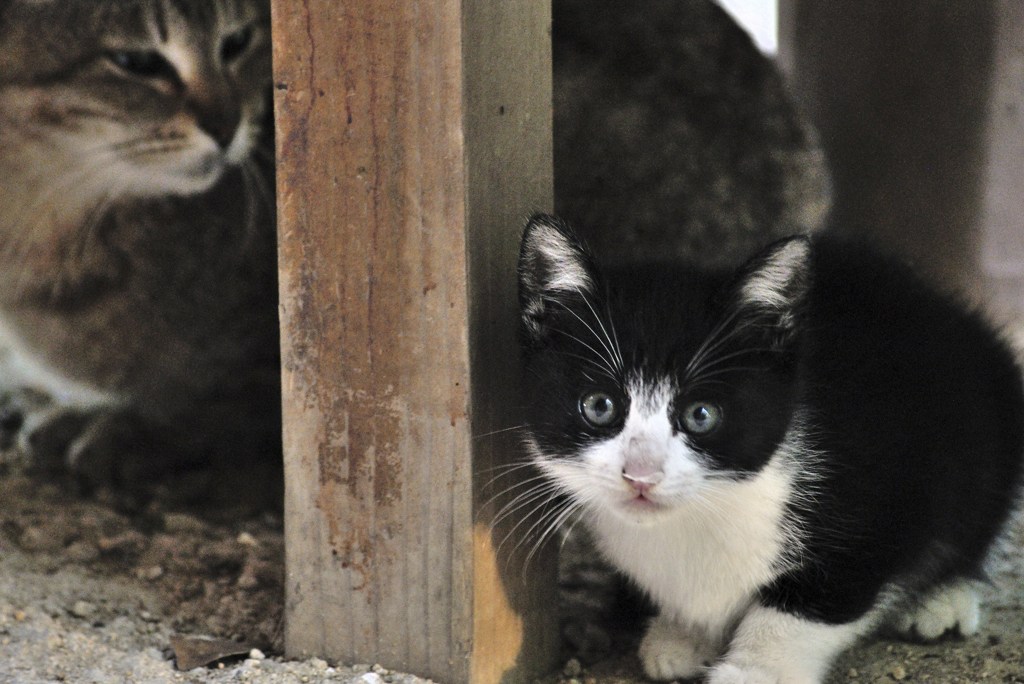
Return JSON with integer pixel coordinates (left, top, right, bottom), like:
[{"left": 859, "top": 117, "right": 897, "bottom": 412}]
[
  {"left": 197, "top": 107, "right": 241, "bottom": 149},
  {"left": 187, "top": 83, "right": 242, "bottom": 150}
]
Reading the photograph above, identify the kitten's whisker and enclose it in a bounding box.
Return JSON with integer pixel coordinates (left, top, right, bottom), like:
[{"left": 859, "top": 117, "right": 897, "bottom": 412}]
[
  {"left": 685, "top": 348, "right": 777, "bottom": 386},
  {"left": 477, "top": 459, "right": 538, "bottom": 478},
  {"left": 683, "top": 379, "right": 735, "bottom": 393},
  {"left": 571, "top": 285, "right": 623, "bottom": 371},
  {"left": 548, "top": 348, "right": 620, "bottom": 383},
  {"left": 472, "top": 424, "right": 528, "bottom": 440},
  {"left": 486, "top": 466, "right": 569, "bottom": 518},
  {"left": 559, "top": 502, "right": 588, "bottom": 546},
  {"left": 684, "top": 366, "right": 764, "bottom": 389},
  {"left": 524, "top": 499, "right": 584, "bottom": 569},
  {"left": 603, "top": 297, "right": 625, "bottom": 371},
  {"left": 495, "top": 492, "right": 567, "bottom": 558},
  {"left": 551, "top": 295, "right": 622, "bottom": 374},
  {"left": 553, "top": 322, "right": 620, "bottom": 380},
  {"left": 685, "top": 308, "right": 747, "bottom": 381},
  {"left": 506, "top": 495, "right": 576, "bottom": 562},
  {"left": 551, "top": 328, "right": 619, "bottom": 380},
  {"left": 491, "top": 491, "right": 565, "bottom": 544},
  {"left": 484, "top": 474, "right": 560, "bottom": 523}
]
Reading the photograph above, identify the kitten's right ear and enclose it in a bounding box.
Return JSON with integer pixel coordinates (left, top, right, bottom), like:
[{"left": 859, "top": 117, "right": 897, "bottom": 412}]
[
  {"left": 517, "top": 214, "right": 598, "bottom": 344},
  {"left": 730, "top": 235, "right": 812, "bottom": 346}
]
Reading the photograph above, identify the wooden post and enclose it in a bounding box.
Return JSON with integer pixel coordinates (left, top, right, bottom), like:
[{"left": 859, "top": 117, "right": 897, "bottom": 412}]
[
  {"left": 978, "top": 0, "right": 1024, "bottom": 324},
  {"left": 271, "top": 2, "right": 558, "bottom": 683}
]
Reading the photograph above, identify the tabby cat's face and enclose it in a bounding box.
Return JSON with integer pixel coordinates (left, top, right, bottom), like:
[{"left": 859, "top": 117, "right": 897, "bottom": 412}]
[{"left": 0, "top": 0, "right": 271, "bottom": 199}]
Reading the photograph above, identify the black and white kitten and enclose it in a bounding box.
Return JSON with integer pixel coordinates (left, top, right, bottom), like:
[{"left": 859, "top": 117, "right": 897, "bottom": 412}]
[{"left": 517, "top": 214, "right": 1024, "bottom": 684}]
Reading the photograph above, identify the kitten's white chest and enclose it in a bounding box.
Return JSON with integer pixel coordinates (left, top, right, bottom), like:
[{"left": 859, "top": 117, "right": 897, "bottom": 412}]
[{"left": 588, "top": 458, "right": 798, "bottom": 631}]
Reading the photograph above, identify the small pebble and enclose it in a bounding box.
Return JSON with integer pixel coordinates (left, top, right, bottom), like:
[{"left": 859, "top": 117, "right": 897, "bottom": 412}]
[
  {"left": 848, "top": 667, "right": 859, "bottom": 678},
  {"left": 249, "top": 648, "right": 266, "bottom": 660},
  {"left": 237, "top": 531, "right": 259, "bottom": 547},
  {"left": 237, "top": 571, "right": 259, "bottom": 590},
  {"left": 163, "top": 513, "right": 208, "bottom": 535},
  {"left": 64, "top": 540, "right": 100, "bottom": 563},
  {"left": 890, "top": 664, "right": 907, "bottom": 680},
  {"left": 18, "top": 527, "right": 49, "bottom": 552},
  {"left": 361, "top": 673, "right": 384, "bottom": 684},
  {"left": 136, "top": 565, "right": 164, "bottom": 581},
  {"left": 69, "top": 601, "right": 96, "bottom": 619},
  {"left": 563, "top": 658, "right": 583, "bottom": 678}
]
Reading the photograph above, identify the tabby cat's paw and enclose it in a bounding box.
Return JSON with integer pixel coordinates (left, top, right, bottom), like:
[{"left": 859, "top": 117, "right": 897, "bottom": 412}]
[
  {"left": 638, "top": 617, "right": 716, "bottom": 681},
  {"left": 0, "top": 387, "right": 53, "bottom": 452},
  {"left": 14, "top": 404, "right": 167, "bottom": 508}
]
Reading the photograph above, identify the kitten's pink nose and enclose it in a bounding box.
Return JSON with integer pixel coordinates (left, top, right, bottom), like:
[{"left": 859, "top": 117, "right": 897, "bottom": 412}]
[
  {"left": 622, "top": 462, "right": 663, "bottom": 494},
  {"left": 622, "top": 473, "right": 656, "bottom": 495}
]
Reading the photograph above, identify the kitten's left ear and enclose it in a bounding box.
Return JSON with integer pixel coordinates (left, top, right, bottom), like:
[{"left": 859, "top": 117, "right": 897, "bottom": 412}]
[
  {"left": 733, "top": 235, "right": 812, "bottom": 331},
  {"left": 517, "top": 214, "right": 599, "bottom": 344}
]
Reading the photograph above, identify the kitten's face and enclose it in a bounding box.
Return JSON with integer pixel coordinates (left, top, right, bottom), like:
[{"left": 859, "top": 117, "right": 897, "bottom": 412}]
[
  {"left": 0, "top": 0, "right": 271, "bottom": 200},
  {"left": 518, "top": 216, "right": 809, "bottom": 524}
]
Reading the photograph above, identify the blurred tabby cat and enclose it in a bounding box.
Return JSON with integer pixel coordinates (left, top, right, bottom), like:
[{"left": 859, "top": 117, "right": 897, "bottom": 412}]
[
  {"left": 554, "top": 0, "right": 830, "bottom": 270},
  {"left": 0, "top": 0, "right": 279, "bottom": 506}
]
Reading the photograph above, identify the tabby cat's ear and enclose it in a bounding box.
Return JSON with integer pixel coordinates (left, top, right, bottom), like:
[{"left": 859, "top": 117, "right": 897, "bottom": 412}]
[
  {"left": 517, "top": 214, "right": 599, "bottom": 344},
  {"left": 732, "top": 235, "right": 811, "bottom": 333}
]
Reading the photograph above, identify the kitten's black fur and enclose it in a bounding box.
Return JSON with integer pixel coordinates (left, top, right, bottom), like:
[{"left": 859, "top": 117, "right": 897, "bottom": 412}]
[{"left": 518, "top": 214, "right": 1024, "bottom": 683}]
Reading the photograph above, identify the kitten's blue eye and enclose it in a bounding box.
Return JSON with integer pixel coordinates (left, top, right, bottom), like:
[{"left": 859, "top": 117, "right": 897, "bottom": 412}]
[
  {"left": 579, "top": 391, "right": 619, "bottom": 428},
  {"left": 682, "top": 402, "right": 722, "bottom": 435}
]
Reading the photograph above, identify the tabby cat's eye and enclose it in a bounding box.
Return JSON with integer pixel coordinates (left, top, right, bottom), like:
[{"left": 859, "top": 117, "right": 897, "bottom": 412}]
[
  {"left": 106, "top": 49, "right": 178, "bottom": 81},
  {"left": 682, "top": 402, "right": 722, "bottom": 435},
  {"left": 221, "top": 25, "right": 254, "bottom": 62},
  {"left": 579, "top": 391, "right": 619, "bottom": 428}
]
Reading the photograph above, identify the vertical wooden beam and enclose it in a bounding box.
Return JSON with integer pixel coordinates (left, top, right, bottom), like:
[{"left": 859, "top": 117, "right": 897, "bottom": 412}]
[
  {"left": 779, "top": 1, "right": 997, "bottom": 296},
  {"left": 271, "top": 2, "right": 557, "bottom": 683},
  {"left": 978, "top": 0, "right": 1024, "bottom": 323},
  {"left": 463, "top": 3, "right": 560, "bottom": 682}
]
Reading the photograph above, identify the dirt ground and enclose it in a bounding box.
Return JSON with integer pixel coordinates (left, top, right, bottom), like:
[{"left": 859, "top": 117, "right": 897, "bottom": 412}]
[
  {"left": 1, "top": 453, "right": 1023, "bottom": 684},
  {"left": 3, "top": 323, "right": 1024, "bottom": 684},
  {"left": 0, "top": 460, "right": 433, "bottom": 683}
]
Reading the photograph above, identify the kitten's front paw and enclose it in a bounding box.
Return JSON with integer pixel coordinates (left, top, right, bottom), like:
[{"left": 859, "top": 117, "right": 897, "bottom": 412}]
[
  {"left": 893, "top": 582, "right": 980, "bottom": 641},
  {"left": 638, "top": 616, "right": 716, "bottom": 681},
  {"left": 706, "top": 662, "right": 778, "bottom": 684}
]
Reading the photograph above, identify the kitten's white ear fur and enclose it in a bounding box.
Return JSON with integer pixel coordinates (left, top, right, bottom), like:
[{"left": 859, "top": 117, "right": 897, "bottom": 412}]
[
  {"left": 518, "top": 214, "right": 597, "bottom": 342},
  {"left": 736, "top": 235, "right": 811, "bottom": 322}
]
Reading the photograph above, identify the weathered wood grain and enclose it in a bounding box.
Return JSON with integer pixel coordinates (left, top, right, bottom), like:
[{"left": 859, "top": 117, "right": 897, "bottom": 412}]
[{"left": 271, "top": 1, "right": 557, "bottom": 681}]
